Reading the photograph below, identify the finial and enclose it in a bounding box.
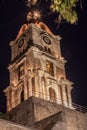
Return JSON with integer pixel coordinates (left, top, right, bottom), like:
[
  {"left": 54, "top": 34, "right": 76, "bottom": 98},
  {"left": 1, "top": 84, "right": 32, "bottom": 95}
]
[{"left": 26, "top": 10, "right": 41, "bottom": 23}]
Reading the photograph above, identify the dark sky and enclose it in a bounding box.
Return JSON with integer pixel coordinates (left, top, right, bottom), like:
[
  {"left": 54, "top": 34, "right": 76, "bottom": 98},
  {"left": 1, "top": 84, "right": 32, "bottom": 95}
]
[{"left": 0, "top": 0, "right": 87, "bottom": 113}]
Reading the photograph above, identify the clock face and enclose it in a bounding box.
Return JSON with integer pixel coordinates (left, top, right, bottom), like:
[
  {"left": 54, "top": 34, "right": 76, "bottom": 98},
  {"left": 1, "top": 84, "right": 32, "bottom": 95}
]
[
  {"left": 18, "top": 39, "right": 24, "bottom": 48},
  {"left": 43, "top": 36, "right": 51, "bottom": 45}
]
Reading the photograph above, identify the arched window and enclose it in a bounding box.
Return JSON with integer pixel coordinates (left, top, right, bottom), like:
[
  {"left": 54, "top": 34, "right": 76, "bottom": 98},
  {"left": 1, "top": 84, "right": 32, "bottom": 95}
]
[
  {"left": 49, "top": 88, "right": 56, "bottom": 103},
  {"left": 20, "top": 90, "right": 24, "bottom": 102},
  {"left": 18, "top": 63, "right": 24, "bottom": 80},
  {"left": 46, "top": 60, "right": 54, "bottom": 76},
  {"left": 65, "top": 85, "right": 69, "bottom": 106}
]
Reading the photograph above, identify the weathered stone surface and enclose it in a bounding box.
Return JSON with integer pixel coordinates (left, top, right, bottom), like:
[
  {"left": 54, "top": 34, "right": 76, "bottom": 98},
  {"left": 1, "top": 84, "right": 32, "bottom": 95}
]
[
  {"left": 33, "top": 112, "right": 66, "bottom": 130},
  {"left": 8, "top": 96, "right": 87, "bottom": 130},
  {"left": 0, "top": 119, "right": 37, "bottom": 130},
  {"left": 65, "top": 108, "right": 87, "bottom": 130},
  {"left": 8, "top": 97, "right": 35, "bottom": 126}
]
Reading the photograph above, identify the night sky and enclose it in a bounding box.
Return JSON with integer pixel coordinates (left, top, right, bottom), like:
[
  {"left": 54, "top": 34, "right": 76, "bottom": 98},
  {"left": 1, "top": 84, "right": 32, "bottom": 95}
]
[{"left": 0, "top": 0, "right": 87, "bottom": 113}]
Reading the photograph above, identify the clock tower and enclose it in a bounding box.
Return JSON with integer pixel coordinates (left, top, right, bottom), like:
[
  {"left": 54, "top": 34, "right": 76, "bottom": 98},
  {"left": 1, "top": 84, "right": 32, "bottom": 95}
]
[{"left": 4, "top": 11, "right": 73, "bottom": 126}]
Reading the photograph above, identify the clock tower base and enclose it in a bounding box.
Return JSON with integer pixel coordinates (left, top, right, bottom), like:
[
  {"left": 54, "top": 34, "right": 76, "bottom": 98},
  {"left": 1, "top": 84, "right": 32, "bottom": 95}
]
[
  {"left": 8, "top": 96, "right": 66, "bottom": 127},
  {"left": 7, "top": 96, "right": 87, "bottom": 130}
]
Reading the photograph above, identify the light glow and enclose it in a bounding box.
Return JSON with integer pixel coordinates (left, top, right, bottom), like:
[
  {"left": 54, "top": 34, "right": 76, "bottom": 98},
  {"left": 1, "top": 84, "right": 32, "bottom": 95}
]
[
  {"left": 33, "top": 11, "right": 41, "bottom": 19},
  {"left": 27, "top": 10, "right": 41, "bottom": 23}
]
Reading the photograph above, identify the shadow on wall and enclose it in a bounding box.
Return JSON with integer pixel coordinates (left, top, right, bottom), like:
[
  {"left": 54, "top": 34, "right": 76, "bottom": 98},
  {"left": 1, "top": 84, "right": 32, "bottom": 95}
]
[{"left": 44, "top": 121, "right": 66, "bottom": 130}]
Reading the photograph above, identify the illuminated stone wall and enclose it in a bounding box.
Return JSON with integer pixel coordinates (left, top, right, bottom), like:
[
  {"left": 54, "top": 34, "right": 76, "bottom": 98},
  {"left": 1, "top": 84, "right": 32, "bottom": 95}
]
[
  {"left": 4, "top": 24, "right": 73, "bottom": 112},
  {"left": 0, "top": 119, "right": 36, "bottom": 130},
  {"left": 3, "top": 14, "right": 87, "bottom": 130},
  {"left": 65, "top": 108, "right": 87, "bottom": 130},
  {"left": 7, "top": 97, "right": 87, "bottom": 130}
]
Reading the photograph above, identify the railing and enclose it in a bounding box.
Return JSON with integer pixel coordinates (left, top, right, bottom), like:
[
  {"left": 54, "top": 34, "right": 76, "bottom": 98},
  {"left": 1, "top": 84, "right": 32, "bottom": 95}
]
[{"left": 72, "top": 103, "right": 87, "bottom": 113}]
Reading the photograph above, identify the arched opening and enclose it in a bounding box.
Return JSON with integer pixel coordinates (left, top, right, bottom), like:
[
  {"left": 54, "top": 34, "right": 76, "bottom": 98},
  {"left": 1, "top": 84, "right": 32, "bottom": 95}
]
[
  {"left": 65, "top": 85, "right": 69, "bottom": 106},
  {"left": 32, "top": 77, "right": 35, "bottom": 95},
  {"left": 49, "top": 88, "right": 56, "bottom": 103},
  {"left": 27, "top": 79, "right": 29, "bottom": 97},
  {"left": 20, "top": 90, "right": 24, "bottom": 103}
]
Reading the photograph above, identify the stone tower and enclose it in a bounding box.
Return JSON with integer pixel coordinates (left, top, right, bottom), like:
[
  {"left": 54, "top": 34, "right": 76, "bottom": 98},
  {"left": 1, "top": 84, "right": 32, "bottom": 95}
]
[{"left": 4, "top": 11, "right": 74, "bottom": 127}]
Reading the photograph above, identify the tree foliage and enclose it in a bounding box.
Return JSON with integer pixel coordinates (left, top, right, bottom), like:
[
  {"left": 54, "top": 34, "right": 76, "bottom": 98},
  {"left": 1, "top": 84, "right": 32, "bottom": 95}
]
[{"left": 27, "top": 0, "right": 79, "bottom": 24}]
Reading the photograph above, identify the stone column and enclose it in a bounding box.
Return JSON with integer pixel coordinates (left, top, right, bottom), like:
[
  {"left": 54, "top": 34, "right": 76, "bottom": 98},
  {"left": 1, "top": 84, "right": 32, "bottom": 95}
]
[
  {"left": 41, "top": 77, "right": 46, "bottom": 99},
  {"left": 17, "top": 87, "right": 22, "bottom": 105},
  {"left": 24, "top": 77, "right": 28, "bottom": 100},
  {"left": 62, "top": 85, "right": 67, "bottom": 106},
  {"left": 37, "top": 70, "right": 43, "bottom": 98},
  {"left": 34, "top": 73, "right": 39, "bottom": 97},
  {"left": 45, "top": 77, "right": 50, "bottom": 101},
  {"left": 11, "top": 90, "right": 15, "bottom": 108},
  {"left": 7, "top": 95, "right": 10, "bottom": 111},
  {"left": 57, "top": 85, "right": 61, "bottom": 104},
  {"left": 28, "top": 77, "right": 32, "bottom": 97},
  {"left": 68, "top": 86, "right": 73, "bottom": 107}
]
